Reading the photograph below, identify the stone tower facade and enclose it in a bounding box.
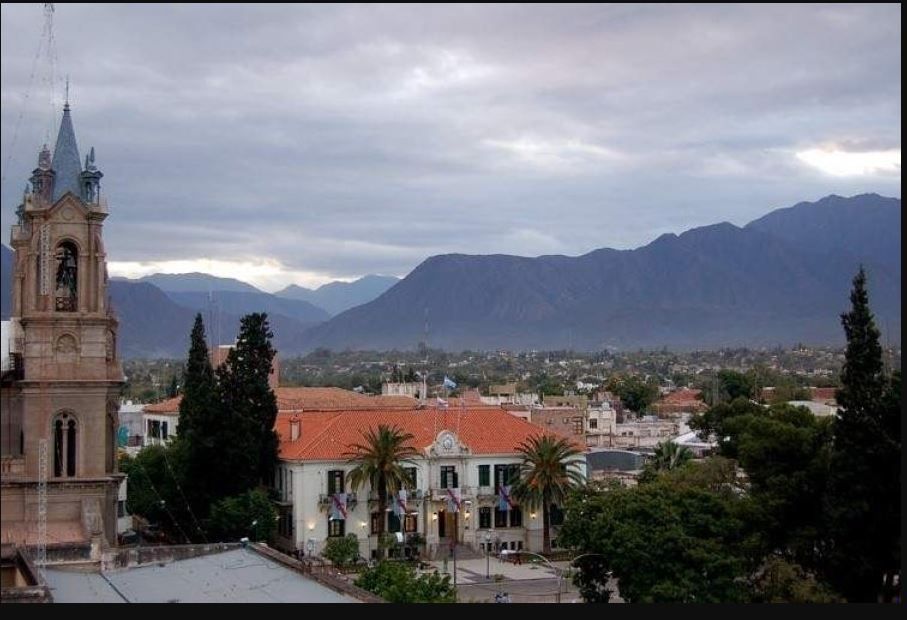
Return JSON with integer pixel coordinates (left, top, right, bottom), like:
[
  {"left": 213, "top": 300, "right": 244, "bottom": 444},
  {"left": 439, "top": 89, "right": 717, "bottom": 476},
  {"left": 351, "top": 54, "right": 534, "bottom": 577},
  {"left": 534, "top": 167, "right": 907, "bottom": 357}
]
[{"left": 1, "top": 103, "right": 124, "bottom": 561}]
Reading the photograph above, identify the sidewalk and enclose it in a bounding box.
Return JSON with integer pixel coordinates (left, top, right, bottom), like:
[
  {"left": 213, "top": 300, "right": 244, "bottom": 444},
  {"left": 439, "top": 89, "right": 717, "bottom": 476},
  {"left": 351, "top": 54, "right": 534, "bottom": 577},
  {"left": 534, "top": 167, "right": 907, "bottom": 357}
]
[{"left": 424, "top": 556, "right": 568, "bottom": 584}]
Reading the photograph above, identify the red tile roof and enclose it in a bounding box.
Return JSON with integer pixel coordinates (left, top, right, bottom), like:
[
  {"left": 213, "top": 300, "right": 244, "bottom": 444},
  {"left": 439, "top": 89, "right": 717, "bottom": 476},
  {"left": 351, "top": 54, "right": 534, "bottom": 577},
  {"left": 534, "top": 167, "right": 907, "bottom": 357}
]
[
  {"left": 143, "top": 397, "right": 182, "bottom": 414},
  {"left": 277, "top": 407, "right": 578, "bottom": 461},
  {"left": 141, "top": 387, "right": 420, "bottom": 415},
  {"left": 810, "top": 387, "right": 837, "bottom": 403},
  {"left": 660, "top": 388, "right": 702, "bottom": 404}
]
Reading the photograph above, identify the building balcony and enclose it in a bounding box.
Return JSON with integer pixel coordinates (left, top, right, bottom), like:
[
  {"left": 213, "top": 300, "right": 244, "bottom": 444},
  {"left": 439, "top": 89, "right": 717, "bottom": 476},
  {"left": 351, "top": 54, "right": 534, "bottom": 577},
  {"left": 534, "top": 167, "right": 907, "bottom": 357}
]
[
  {"left": 318, "top": 492, "right": 358, "bottom": 507},
  {"left": 429, "top": 486, "right": 474, "bottom": 501},
  {"left": 0, "top": 456, "right": 26, "bottom": 481}
]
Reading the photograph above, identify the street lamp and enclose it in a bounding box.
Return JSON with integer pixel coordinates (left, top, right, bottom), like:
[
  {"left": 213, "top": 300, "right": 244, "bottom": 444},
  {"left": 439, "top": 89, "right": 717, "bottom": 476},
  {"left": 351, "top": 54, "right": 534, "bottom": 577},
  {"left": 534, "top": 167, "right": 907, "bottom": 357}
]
[
  {"left": 484, "top": 532, "right": 492, "bottom": 579},
  {"left": 506, "top": 550, "right": 564, "bottom": 603}
]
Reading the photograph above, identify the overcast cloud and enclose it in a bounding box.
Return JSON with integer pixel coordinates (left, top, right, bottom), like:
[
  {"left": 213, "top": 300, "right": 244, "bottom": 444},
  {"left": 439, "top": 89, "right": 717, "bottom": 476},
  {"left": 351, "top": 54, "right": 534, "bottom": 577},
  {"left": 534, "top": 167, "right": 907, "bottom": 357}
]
[{"left": 1, "top": 3, "right": 900, "bottom": 291}]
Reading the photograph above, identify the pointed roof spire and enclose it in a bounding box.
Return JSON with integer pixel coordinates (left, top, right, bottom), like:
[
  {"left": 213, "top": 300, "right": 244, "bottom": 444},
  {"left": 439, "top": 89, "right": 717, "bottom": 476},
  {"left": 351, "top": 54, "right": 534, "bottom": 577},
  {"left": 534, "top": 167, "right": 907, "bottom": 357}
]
[{"left": 51, "top": 99, "right": 82, "bottom": 202}]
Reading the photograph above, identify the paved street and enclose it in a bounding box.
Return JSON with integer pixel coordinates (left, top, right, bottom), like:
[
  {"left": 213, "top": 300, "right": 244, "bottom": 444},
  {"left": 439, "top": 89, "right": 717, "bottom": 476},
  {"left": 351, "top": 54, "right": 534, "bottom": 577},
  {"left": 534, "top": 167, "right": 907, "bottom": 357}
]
[{"left": 423, "top": 556, "right": 618, "bottom": 603}]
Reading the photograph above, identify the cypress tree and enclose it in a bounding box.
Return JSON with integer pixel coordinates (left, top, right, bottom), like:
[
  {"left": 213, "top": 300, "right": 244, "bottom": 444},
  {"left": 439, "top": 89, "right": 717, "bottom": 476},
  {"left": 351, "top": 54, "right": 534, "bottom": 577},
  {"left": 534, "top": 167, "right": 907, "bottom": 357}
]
[
  {"left": 217, "top": 313, "right": 279, "bottom": 493},
  {"left": 176, "top": 314, "right": 221, "bottom": 517},
  {"left": 824, "top": 267, "right": 901, "bottom": 601}
]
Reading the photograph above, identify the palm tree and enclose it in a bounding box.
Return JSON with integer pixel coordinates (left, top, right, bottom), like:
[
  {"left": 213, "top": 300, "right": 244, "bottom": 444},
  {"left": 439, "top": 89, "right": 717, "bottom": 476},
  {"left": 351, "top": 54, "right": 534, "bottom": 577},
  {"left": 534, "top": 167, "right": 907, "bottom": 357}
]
[
  {"left": 651, "top": 440, "right": 693, "bottom": 472},
  {"left": 344, "top": 424, "right": 419, "bottom": 558},
  {"left": 512, "top": 434, "right": 585, "bottom": 554}
]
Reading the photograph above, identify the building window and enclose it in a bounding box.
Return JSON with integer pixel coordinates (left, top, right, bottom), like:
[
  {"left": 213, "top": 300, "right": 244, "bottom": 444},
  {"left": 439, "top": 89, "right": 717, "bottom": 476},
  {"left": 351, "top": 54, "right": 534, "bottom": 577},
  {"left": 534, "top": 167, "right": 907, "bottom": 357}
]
[
  {"left": 403, "top": 467, "right": 417, "bottom": 490},
  {"left": 549, "top": 503, "right": 564, "bottom": 526},
  {"left": 440, "top": 466, "right": 458, "bottom": 489},
  {"left": 478, "top": 465, "right": 490, "bottom": 486},
  {"left": 404, "top": 515, "right": 418, "bottom": 533},
  {"left": 494, "top": 508, "right": 508, "bottom": 528},
  {"left": 53, "top": 413, "right": 77, "bottom": 478},
  {"left": 494, "top": 464, "right": 519, "bottom": 489},
  {"left": 479, "top": 507, "right": 492, "bottom": 529},
  {"left": 117, "top": 500, "right": 126, "bottom": 518},
  {"left": 370, "top": 512, "right": 381, "bottom": 535},
  {"left": 328, "top": 518, "right": 345, "bottom": 537},
  {"left": 388, "top": 511, "right": 401, "bottom": 533},
  {"left": 54, "top": 241, "right": 78, "bottom": 312},
  {"left": 589, "top": 418, "right": 597, "bottom": 430},
  {"left": 572, "top": 418, "right": 584, "bottom": 435},
  {"left": 162, "top": 421, "right": 169, "bottom": 440},
  {"left": 509, "top": 506, "right": 522, "bottom": 528},
  {"left": 327, "top": 469, "right": 345, "bottom": 495}
]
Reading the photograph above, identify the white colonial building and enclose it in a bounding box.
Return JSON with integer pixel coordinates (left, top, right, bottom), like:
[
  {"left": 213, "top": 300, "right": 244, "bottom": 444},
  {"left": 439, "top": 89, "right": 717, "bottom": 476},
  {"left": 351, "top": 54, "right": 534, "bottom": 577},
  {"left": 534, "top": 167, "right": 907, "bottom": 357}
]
[{"left": 272, "top": 406, "right": 585, "bottom": 560}]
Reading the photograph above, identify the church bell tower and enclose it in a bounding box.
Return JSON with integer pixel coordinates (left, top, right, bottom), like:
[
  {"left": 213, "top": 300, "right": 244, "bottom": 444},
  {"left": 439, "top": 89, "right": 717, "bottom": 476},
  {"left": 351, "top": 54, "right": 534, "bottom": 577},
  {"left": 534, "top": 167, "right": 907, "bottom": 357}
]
[{"left": 1, "top": 100, "right": 125, "bottom": 559}]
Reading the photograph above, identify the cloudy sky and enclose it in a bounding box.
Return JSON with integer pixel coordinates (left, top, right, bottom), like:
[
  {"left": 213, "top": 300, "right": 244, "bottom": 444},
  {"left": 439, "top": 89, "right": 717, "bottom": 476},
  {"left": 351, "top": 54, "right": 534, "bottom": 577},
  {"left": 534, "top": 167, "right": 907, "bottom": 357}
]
[{"left": 0, "top": 4, "right": 900, "bottom": 291}]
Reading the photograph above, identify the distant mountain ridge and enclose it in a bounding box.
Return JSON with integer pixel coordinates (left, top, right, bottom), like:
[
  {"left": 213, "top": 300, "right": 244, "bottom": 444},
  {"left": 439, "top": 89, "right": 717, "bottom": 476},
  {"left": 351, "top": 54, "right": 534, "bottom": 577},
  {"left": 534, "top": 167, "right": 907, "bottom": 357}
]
[
  {"left": 134, "top": 272, "right": 264, "bottom": 294},
  {"left": 301, "top": 193, "right": 900, "bottom": 352},
  {"left": 276, "top": 275, "right": 400, "bottom": 316},
  {"left": 2, "top": 194, "right": 901, "bottom": 356}
]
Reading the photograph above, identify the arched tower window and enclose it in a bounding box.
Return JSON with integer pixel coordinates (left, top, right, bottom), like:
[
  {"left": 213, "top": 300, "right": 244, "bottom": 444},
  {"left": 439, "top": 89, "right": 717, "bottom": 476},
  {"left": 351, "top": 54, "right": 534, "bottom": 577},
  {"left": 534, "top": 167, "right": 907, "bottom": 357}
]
[
  {"left": 54, "top": 241, "right": 78, "bottom": 312},
  {"left": 53, "top": 412, "right": 78, "bottom": 478}
]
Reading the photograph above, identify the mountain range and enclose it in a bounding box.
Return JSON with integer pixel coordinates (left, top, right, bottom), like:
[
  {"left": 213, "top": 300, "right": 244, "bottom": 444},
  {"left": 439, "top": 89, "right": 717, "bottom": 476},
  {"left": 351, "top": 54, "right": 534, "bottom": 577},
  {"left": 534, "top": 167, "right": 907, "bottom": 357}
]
[
  {"left": 1, "top": 193, "right": 901, "bottom": 356},
  {"left": 301, "top": 193, "right": 901, "bottom": 352},
  {"left": 275, "top": 275, "right": 400, "bottom": 316}
]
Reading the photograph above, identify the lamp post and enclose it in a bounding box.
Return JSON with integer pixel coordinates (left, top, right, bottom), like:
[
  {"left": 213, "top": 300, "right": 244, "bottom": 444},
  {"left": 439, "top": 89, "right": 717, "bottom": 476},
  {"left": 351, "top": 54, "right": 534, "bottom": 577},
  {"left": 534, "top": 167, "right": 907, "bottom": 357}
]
[
  {"left": 484, "top": 532, "right": 492, "bottom": 579},
  {"left": 509, "top": 550, "right": 564, "bottom": 603}
]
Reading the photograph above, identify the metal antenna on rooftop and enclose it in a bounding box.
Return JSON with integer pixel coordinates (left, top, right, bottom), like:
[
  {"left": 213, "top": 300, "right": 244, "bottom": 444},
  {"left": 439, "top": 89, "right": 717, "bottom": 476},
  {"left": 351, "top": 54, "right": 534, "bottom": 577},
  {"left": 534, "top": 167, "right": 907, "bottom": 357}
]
[{"left": 37, "top": 438, "right": 48, "bottom": 582}]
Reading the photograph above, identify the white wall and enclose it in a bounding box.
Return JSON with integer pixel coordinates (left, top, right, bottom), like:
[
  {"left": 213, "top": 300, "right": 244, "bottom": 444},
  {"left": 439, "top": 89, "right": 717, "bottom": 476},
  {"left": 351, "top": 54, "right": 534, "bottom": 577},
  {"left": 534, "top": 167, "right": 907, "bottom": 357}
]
[{"left": 283, "top": 451, "right": 586, "bottom": 558}]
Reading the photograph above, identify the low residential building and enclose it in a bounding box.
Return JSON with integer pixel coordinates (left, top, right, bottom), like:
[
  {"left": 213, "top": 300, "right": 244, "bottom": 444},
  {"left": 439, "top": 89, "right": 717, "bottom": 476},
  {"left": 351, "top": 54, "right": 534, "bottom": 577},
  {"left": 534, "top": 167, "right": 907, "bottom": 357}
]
[
  {"left": 141, "top": 402, "right": 179, "bottom": 448},
  {"left": 651, "top": 388, "right": 707, "bottom": 415},
  {"left": 585, "top": 402, "right": 617, "bottom": 448},
  {"left": 481, "top": 384, "right": 539, "bottom": 406},
  {"left": 117, "top": 401, "right": 146, "bottom": 454},
  {"left": 382, "top": 381, "right": 424, "bottom": 399},
  {"left": 786, "top": 400, "right": 837, "bottom": 417},
  {"left": 610, "top": 416, "right": 679, "bottom": 449},
  {"left": 528, "top": 406, "right": 586, "bottom": 440},
  {"left": 272, "top": 406, "right": 585, "bottom": 560}
]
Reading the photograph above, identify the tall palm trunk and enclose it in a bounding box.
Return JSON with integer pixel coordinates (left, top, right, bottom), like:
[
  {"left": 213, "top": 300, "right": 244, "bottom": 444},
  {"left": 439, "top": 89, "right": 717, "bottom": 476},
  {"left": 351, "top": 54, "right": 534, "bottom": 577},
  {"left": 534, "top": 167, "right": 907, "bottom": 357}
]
[
  {"left": 377, "top": 475, "right": 387, "bottom": 559},
  {"left": 542, "top": 493, "right": 551, "bottom": 554}
]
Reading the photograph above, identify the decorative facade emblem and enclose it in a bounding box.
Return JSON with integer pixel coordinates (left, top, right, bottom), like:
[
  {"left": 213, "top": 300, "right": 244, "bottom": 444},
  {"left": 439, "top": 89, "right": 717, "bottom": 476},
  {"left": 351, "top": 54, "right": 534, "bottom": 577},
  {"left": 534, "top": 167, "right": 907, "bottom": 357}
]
[
  {"left": 55, "top": 333, "right": 78, "bottom": 355},
  {"left": 40, "top": 225, "right": 50, "bottom": 295}
]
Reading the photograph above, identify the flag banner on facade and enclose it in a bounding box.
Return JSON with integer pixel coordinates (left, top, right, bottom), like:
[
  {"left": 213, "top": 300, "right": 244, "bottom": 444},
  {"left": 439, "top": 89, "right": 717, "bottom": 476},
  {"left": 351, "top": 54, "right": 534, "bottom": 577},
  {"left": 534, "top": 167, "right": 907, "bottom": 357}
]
[
  {"left": 443, "top": 376, "right": 457, "bottom": 390},
  {"left": 445, "top": 487, "right": 461, "bottom": 513},
  {"left": 497, "top": 485, "right": 514, "bottom": 511},
  {"left": 330, "top": 492, "right": 348, "bottom": 520},
  {"left": 394, "top": 489, "right": 408, "bottom": 517}
]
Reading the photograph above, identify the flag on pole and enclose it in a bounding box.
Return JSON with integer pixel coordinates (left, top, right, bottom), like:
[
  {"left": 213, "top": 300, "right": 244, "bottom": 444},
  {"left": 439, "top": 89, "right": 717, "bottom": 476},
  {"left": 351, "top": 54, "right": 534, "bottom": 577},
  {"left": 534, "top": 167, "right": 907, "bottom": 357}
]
[
  {"left": 330, "top": 492, "right": 348, "bottom": 520},
  {"left": 445, "top": 487, "right": 461, "bottom": 513},
  {"left": 497, "top": 485, "right": 514, "bottom": 511},
  {"left": 393, "top": 489, "right": 408, "bottom": 517},
  {"left": 443, "top": 376, "right": 457, "bottom": 390}
]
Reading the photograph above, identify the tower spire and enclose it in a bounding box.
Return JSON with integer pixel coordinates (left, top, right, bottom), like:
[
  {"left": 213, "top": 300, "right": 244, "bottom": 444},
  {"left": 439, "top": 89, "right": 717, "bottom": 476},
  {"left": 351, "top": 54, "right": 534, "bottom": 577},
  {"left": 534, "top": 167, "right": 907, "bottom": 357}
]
[{"left": 50, "top": 97, "right": 82, "bottom": 201}]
